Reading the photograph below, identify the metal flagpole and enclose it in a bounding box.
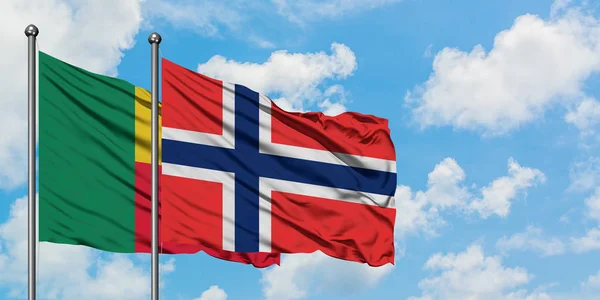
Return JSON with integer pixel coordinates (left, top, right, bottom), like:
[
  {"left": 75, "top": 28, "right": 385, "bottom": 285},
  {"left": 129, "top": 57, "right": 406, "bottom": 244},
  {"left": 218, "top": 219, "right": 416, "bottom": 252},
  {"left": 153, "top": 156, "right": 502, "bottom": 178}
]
[
  {"left": 25, "top": 24, "right": 39, "bottom": 300},
  {"left": 148, "top": 32, "right": 162, "bottom": 300}
]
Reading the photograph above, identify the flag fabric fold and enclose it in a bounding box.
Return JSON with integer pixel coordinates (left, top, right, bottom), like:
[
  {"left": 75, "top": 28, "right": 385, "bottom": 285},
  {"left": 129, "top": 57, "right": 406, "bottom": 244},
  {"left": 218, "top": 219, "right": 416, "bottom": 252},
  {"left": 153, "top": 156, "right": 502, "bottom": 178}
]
[
  {"left": 38, "top": 51, "right": 279, "bottom": 268},
  {"left": 161, "top": 58, "right": 397, "bottom": 267}
]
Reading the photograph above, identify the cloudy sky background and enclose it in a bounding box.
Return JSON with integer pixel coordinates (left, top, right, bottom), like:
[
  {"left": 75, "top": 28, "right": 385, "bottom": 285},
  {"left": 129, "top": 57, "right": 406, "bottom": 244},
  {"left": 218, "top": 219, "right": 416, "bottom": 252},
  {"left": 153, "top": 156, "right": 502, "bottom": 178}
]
[{"left": 1, "top": 0, "right": 600, "bottom": 299}]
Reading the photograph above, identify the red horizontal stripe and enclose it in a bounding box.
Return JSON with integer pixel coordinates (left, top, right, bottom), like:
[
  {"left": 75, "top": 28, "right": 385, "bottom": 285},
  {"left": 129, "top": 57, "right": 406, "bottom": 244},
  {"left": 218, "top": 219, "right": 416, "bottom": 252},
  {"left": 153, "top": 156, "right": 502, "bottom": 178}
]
[
  {"left": 271, "top": 102, "right": 396, "bottom": 160},
  {"left": 271, "top": 191, "right": 395, "bottom": 266}
]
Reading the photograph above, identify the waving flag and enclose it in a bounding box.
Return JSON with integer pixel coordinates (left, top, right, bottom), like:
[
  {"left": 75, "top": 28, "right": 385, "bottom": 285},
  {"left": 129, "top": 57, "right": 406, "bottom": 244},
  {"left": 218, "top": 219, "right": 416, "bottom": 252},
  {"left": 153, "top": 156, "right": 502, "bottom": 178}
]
[
  {"left": 161, "top": 59, "right": 397, "bottom": 266},
  {"left": 37, "top": 51, "right": 278, "bottom": 268}
]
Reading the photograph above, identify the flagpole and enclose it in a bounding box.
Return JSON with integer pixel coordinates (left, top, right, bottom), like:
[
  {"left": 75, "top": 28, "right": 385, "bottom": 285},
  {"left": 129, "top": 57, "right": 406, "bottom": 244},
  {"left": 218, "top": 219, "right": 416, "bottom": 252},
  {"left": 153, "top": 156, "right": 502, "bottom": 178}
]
[
  {"left": 25, "top": 24, "right": 39, "bottom": 300},
  {"left": 148, "top": 32, "right": 162, "bottom": 300}
]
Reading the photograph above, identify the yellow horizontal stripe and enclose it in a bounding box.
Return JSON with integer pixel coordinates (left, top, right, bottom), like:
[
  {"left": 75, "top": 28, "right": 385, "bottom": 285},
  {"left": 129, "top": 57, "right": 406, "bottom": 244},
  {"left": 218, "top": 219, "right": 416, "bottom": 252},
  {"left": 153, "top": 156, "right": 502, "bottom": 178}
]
[{"left": 134, "top": 86, "right": 162, "bottom": 165}]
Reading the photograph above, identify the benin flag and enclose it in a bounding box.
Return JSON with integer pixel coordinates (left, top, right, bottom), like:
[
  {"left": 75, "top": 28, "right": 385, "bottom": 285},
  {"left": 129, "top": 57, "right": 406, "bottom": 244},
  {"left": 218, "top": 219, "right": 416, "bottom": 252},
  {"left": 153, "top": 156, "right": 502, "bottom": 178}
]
[{"left": 38, "top": 52, "right": 279, "bottom": 267}]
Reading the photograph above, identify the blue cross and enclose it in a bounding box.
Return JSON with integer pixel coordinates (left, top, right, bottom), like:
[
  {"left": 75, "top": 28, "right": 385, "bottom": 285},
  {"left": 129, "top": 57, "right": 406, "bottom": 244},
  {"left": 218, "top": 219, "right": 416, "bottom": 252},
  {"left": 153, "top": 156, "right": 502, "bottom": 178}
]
[{"left": 162, "top": 85, "right": 397, "bottom": 252}]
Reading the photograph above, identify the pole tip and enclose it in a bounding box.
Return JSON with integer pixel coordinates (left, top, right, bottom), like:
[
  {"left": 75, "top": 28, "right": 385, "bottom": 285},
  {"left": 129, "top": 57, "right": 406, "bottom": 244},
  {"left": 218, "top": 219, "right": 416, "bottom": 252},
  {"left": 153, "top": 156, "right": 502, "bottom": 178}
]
[
  {"left": 148, "top": 32, "right": 162, "bottom": 44},
  {"left": 24, "top": 24, "right": 39, "bottom": 37}
]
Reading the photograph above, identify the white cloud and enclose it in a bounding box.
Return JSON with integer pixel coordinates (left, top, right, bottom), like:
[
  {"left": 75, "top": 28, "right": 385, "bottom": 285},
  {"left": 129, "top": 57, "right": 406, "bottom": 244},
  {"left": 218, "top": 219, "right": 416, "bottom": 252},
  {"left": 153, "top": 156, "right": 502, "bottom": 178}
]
[
  {"left": 0, "top": 0, "right": 143, "bottom": 189},
  {"left": 496, "top": 187, "right": 600, "bottom": 255},
  {"left": 73, "top": 255, "right": 149, "bottom": 300},
  {"left": 193, "top": 285, "right": 228, "bottom": 300},
  {"left": 394, "top": 158, "right": 469, "bottom": 237},
  {"left": 394, "top": 185, "right": 445, "bottom": 238},
  {"left": 145, "top": 0, "right": 399, "bottom": 37},
  {"left": 318, "top": 99, "right": 347, "bottom": 116},
  {"left": 144, "top": 0, "right": 398, "bottom": 39},
  {"left": 468, "top": 158, "right": 546, "bottom": 218},
  {"left": 261, "top": 251, "right": 394, "bottom": 300},
  {"left": 569, "top": 189, "right": 600, "bottom": 253},
  {"left": 316, "top": 85, "right": 348, "bottom": 116},
  {"left": 144, "top": 1, "right": 399, "bottom": 45},
  {"left": 581, "top": 270, "right": 600, "bottom": 290},
  {"left": 528, "top": 270, "right": 600, "bottom": 300},
  {"left": 522, "top": 271, "right": 600, "bottom": 300},
  {"left": 406, "top": 4, "right": 600, "bottom": 135},
  {"left": 565, "top": 97, "right": 600, "bottom": 136},
  {"left": 395, "top": 157, "right": 545, "bottom": 237},
  {"left": 504, "top": 289, "right": 553, "bottom": 300},
  {"left": 566, "top": 159, "right": 600, "bottom": 254},
  {"left": 248, "top": 35, "right": 277, "bottom": 49},
  {"left": 198, "top": 43, "right": 356, "bottom": 112},
  {"left": 260, "top": 252, "right": 393, "bottom": 300},
  {"left": 550, "top": 0, "right": 574, "bottom": 17},
  {"left": 571, "top": 228, "right": 600, "bottom": 253},
  {"left": 160, "top": 258, "right": 176, "bottom": 273},
  {"left": 585, "top": 188, "right": 600, "bottom": 222},
  {"left": 143, "top": 0, "right": 245, "bottom": 37},
  {"left": 496, "top": 226, "right": 566, "bottom": 257},
  {"left": 0, "top": 195, "right": 174, "bottom": 299},
  {"left": 569, "top": 157, "right": 600, "bottom": 192},
  {"left": 272, "top": 0, "right": 401, "bottom": 25},
  {"left": 422, "top": 157, "right": 471, "bottom": 209},
  {"left": 409, "top": 243, "right": 541, "bottom": 300}
]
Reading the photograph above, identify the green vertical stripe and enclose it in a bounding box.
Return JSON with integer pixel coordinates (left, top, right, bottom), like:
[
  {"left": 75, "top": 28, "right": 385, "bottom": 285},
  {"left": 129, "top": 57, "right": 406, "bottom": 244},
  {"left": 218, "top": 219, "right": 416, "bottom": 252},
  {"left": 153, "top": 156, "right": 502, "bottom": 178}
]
[{"left": 39, "top": 51, "right": 137, "bottom": 252}]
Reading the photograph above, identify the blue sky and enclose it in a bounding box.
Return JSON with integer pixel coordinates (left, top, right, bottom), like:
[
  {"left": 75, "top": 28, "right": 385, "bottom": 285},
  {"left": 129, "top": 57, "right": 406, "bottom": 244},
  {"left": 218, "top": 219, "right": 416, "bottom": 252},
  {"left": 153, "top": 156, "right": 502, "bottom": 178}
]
[{"left": 1, "top": 0, "right": 600, "bottom": 299}]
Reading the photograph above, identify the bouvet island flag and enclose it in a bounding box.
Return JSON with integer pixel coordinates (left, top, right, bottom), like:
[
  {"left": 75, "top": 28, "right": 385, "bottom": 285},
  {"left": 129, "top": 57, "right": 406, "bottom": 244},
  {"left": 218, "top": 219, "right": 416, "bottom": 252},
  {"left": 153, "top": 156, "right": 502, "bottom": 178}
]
[{"left": 160, "top": 59, "right": 397, "bottom": 266}]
